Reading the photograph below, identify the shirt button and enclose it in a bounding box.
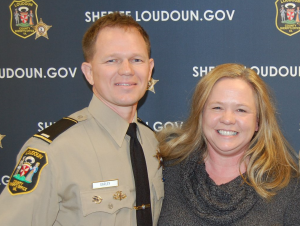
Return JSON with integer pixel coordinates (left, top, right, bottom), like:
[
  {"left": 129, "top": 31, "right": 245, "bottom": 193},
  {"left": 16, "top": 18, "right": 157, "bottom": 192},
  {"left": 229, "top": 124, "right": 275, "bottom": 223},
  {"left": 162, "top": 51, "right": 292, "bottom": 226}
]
[{"left": 108, "top": 203, "right": 113, "bottom": 209}]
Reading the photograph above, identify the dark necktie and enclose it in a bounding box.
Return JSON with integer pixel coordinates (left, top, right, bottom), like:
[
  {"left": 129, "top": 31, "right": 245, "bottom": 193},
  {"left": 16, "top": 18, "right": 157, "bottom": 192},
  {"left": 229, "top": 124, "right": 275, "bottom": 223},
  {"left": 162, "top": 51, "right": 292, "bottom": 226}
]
[{"left": 126, "top": 123, "right": 153, "bottom": 226}]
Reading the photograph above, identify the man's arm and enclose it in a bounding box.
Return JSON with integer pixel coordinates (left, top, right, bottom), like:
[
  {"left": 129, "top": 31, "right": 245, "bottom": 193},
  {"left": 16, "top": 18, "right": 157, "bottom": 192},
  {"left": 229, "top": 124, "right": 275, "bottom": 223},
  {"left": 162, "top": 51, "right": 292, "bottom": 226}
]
[{"left": 0, "top": 141, "right": 59, "bottom": 225}]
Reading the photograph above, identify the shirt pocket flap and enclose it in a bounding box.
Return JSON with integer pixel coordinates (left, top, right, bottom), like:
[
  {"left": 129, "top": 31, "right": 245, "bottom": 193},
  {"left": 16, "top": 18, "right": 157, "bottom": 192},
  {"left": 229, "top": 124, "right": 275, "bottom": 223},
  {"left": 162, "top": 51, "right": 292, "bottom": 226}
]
[
  {"left": 152, "top": 173, "right": 164, "bottom": 201},
  {"left": 80, "top": 185, "right": 133, "bottom": 216}
]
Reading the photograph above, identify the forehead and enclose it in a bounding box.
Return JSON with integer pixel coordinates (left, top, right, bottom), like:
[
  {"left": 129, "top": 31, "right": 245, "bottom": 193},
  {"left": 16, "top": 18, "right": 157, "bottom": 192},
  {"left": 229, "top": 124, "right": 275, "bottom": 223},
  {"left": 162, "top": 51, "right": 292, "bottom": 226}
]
[
  {"left": 208, "top": 78, "right": 256, "bottom": 103},
  {"left": 95, "top": 26, "right": 147, "bottom": 49}
]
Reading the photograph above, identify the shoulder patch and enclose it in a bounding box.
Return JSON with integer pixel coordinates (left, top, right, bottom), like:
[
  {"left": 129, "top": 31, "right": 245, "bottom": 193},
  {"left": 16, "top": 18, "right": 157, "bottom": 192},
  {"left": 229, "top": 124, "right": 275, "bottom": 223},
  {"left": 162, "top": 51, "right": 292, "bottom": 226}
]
[
  {"left": 33, "top": 117, "right": 78, "bottom": 144},
  {"left": 8, "top": 147, "right": 48, "bottom": 195},
  {"left": 137, "top": 117, "right": 153, "bottom": 131}
]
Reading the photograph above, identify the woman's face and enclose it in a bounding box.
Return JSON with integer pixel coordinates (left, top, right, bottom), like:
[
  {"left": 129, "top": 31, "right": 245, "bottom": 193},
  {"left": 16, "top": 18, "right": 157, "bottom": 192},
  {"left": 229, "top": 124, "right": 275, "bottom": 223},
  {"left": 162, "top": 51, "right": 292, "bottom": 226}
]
[{"left": 202, "top": 77, "right": 259, "bottom": 158}]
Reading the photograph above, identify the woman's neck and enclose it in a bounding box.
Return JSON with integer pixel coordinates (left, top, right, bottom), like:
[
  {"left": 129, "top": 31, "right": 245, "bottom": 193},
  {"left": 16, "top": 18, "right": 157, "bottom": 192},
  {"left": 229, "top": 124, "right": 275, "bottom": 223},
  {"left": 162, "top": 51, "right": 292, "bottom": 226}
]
[{"left": 204, "top": 151, "right": 247, "bottom": 185}]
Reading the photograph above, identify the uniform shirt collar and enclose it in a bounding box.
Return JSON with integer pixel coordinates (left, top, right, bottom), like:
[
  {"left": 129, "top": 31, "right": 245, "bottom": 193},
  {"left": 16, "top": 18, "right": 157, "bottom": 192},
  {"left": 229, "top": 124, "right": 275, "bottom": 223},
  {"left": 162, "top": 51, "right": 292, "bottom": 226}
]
[{"left": 88, "top": 95, "right": 142, "bottom": 147}]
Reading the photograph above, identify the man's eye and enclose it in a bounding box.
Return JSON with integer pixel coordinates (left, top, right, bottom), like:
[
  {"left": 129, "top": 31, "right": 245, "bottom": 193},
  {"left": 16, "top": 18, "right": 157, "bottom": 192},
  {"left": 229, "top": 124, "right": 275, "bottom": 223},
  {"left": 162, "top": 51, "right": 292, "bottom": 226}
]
[
  {"left": 107, "top": 59, "right": 116, "bottom": 63},
  {"left": 133, "top": 59, "right": 142, "bottom": 62}
]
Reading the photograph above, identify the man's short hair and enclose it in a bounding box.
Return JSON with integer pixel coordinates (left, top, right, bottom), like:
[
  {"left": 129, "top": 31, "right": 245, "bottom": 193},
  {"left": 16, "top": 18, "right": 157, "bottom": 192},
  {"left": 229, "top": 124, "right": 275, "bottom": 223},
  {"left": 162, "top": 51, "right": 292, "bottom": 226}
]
[{"left": 82, "top": 12, "right": 151, "bottom": 62}]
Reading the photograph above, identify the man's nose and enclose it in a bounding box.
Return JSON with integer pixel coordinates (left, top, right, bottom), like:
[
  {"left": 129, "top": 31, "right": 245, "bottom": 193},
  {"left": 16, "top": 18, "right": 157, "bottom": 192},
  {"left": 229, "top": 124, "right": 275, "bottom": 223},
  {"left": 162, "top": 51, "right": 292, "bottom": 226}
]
[{"left": 118, "top": 60, "right": 134, "bottom": 76}]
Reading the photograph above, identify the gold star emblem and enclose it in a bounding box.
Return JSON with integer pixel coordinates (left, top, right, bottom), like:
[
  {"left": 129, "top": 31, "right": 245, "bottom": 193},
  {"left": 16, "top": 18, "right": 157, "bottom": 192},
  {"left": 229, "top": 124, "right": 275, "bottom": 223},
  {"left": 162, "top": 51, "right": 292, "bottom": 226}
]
[
  {"left": 32, "top": 18, "right": 52, "bottom": 39},
  {"left": 154, "top": 150, "right": 164, "bottom": 169},
  {"left": 147, "top": 78, "right": 159, "bottom": 93},
  {"left": 0, "top": 134, "right": 6, "bottom": 148}
]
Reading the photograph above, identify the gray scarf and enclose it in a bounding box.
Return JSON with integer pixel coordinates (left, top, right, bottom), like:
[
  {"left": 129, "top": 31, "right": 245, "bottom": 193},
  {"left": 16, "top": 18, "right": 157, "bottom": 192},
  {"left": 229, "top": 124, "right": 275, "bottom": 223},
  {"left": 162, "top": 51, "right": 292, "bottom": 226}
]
[{"left": 181, "top": 150, "right": 259, "bottom": 225}]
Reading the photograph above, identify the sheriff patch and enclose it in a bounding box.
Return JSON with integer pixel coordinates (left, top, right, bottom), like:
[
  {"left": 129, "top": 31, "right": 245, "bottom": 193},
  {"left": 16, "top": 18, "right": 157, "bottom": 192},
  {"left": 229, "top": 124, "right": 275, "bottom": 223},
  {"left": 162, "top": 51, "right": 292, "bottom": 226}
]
[
  {"left": 275, "top": 0, "right": 300, "bottom": 36},
  {"left": 9, "top": 0, "right": 38, "bottom": 39},
  {"left": 8, "top": 147, "right": 48, "bottom": 195}
]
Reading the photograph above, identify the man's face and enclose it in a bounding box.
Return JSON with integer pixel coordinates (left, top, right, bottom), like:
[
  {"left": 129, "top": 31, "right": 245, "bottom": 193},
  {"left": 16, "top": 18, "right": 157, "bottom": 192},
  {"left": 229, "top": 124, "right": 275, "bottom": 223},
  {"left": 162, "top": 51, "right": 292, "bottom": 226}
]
[{"left": 82, "top": 27, "right": 154, "bottom": 111}]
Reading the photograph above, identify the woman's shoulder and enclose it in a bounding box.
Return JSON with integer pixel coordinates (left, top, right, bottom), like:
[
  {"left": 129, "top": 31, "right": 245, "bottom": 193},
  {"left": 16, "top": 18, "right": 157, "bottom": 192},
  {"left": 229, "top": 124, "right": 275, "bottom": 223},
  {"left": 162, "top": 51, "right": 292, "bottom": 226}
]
[
  {"left": 277, "top": 176, "right": 300, "bottom": 224},
  {"left": 286, "top": 176, "right": 300, "bottom": 194},
  {"left": 273, "top": 176, "right": 300, "bottom": 204},
  {"left": 163, "top": 159, "right": 182, "bottom": 175}
]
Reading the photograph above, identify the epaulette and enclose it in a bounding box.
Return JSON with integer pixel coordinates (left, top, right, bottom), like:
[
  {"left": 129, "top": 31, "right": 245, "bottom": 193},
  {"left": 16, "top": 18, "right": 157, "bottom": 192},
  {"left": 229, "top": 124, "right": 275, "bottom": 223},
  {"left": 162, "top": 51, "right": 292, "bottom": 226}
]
[
  {"left": 33, "top": 117, "right": 78, "bottom": 144},
  {"left": 137, "top": 117, "right": 153, "bottom": 131}
]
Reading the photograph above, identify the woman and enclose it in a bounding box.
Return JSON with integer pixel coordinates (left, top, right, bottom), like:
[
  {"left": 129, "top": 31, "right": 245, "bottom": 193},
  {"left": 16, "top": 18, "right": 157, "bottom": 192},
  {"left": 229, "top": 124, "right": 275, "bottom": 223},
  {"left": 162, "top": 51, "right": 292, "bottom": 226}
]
[{"left": 157, "top": 63, "right": 300, "bottom": 226}]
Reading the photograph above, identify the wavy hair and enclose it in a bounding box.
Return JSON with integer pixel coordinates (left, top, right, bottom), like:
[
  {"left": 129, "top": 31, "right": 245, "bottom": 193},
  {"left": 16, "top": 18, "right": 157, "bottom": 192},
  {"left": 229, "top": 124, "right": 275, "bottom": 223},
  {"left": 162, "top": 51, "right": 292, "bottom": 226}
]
[{"left": 157, "top": 63, "right": 299, "bottom": 199}]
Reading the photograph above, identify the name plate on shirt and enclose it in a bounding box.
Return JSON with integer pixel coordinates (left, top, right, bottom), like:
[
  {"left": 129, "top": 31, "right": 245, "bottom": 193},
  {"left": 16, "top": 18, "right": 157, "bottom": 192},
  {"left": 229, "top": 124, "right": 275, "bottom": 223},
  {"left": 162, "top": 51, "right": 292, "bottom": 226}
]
[{"left": 93, "top": 179, "right": 119, "bottom": 189}]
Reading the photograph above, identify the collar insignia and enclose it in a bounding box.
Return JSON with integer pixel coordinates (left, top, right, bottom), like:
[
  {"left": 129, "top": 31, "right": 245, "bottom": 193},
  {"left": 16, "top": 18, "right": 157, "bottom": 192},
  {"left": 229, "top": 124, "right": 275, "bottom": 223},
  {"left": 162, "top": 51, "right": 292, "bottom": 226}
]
[{"left": 154, "top": 150, "right": 164, "bottom": 169}]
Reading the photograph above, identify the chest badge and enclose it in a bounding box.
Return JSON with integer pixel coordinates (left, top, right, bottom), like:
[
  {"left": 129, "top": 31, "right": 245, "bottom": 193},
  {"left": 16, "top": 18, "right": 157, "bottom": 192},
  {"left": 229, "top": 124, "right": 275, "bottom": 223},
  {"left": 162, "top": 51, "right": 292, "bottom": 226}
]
[
  {"left": 113, "top": 191, "right": 127, "bottom": 201},
  {"left": 92, "top": 196, "right": 103, "bottom": 204}
]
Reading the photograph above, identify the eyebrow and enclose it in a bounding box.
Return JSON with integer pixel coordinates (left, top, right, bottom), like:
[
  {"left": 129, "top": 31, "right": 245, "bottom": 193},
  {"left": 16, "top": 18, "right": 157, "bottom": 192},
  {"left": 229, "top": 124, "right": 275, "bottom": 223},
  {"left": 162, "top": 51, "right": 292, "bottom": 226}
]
[{"left": 208, "top": 101, "right": 252, "bottom": 108}]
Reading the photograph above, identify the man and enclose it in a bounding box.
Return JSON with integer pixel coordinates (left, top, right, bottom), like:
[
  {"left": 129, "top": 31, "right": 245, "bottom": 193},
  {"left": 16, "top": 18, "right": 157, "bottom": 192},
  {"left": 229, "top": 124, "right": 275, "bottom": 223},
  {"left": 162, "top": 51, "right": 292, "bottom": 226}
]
[
  {"left": 14, "top": 8, "right": 20, "bottom": 25},
  {"left": 0, "top": 12, "right": 163, "bottom": 225},
  {"left": 280, "top": 5, "right": 286, "bottom": 22}
]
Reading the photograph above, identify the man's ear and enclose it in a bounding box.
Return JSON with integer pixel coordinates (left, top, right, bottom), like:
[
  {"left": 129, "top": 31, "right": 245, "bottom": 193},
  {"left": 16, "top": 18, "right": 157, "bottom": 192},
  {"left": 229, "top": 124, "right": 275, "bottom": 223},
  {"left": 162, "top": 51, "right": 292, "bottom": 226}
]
[
  {"left": 148, "top": 58, "right": 154, "bottom": 81},
  {"left": 81, "top": 62, "right": 94, "bottom": 85}
]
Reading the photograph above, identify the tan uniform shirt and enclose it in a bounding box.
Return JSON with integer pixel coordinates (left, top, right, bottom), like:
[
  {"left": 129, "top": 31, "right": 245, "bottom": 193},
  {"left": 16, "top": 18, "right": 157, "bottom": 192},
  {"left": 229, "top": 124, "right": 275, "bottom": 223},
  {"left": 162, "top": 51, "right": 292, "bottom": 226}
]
[{"left": 0, "top": 95, "right": 164, "bottom": 226}]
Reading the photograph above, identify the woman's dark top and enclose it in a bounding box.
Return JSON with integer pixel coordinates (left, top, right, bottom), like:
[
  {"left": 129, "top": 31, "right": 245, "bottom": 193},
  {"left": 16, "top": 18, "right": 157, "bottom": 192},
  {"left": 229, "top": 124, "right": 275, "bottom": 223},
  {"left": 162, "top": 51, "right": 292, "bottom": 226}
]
[{"left": 158, "top": 150, "right": 300, "bottom": 226}]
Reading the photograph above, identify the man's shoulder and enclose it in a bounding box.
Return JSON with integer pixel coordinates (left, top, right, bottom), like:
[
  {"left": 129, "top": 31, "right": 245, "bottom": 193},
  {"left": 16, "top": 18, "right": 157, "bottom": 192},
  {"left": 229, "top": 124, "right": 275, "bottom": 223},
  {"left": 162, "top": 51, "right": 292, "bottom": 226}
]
[
  {"left": 137, "top": 117, "right": 154, "bottom": 132},
  {"left": 137, "top": 117, "right": 157, "bottom": 139},
  {"left": 32, "top": 108, "right": 90, "bottom": 145}
]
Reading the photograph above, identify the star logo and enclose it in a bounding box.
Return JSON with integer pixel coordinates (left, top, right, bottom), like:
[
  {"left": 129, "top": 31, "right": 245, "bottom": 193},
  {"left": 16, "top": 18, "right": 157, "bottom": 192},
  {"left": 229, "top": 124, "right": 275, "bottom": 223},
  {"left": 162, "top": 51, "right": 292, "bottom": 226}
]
[
  {"left": 147, "top": 78, "right": 159, "bottom": 93},
  {"left": 154, "top": 150, "right": 164, "bottom": 169},
  {"left": 32, "top": 18, "right": 52, "bottom": 39},
  {"left": 0, "top": 134, "right": 6, "bottom": 148}
]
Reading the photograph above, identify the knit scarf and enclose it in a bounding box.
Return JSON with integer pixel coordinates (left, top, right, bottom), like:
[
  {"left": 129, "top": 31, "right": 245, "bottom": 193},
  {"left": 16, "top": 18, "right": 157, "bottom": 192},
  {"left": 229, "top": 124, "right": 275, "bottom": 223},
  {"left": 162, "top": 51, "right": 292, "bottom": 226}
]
[{"left": 181, "top": 150, "right": 259, "bottom": 225}]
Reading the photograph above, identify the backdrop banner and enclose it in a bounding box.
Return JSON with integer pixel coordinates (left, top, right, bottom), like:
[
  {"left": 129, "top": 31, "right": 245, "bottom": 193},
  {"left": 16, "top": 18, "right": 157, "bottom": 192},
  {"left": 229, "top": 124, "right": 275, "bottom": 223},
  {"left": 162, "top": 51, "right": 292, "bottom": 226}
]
[{"left": 1, "top": 0, "right": 300, "bottom": 192}]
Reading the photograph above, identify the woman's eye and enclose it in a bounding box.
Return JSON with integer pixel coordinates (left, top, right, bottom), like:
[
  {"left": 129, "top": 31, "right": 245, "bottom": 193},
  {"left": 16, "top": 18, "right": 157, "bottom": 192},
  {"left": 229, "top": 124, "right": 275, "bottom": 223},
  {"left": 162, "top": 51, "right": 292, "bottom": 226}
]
[{"left": 237, "top": 109, "right": 246, "bottom": 112}]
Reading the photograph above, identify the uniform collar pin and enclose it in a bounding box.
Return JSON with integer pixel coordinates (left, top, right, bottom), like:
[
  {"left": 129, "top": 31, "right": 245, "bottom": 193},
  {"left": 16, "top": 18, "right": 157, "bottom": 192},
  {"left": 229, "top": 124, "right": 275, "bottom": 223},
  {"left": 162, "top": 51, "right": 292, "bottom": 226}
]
[{"left": 154, "top": 150, "right": 164, "bottom": 169}]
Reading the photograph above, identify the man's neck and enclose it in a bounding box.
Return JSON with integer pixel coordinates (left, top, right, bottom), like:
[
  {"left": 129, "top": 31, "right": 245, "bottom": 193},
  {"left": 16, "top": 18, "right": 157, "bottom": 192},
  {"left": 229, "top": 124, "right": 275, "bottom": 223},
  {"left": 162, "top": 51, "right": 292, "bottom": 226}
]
[{"left": 95, "top": 95, "right": 137, "bottom": 123}]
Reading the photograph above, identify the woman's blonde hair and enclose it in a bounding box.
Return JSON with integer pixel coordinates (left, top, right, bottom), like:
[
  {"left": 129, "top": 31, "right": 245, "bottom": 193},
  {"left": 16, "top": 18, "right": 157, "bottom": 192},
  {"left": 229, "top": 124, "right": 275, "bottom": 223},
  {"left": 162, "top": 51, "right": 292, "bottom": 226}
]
[{"left": 157, "top": 63, "right": 299, "bottom": 199}]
